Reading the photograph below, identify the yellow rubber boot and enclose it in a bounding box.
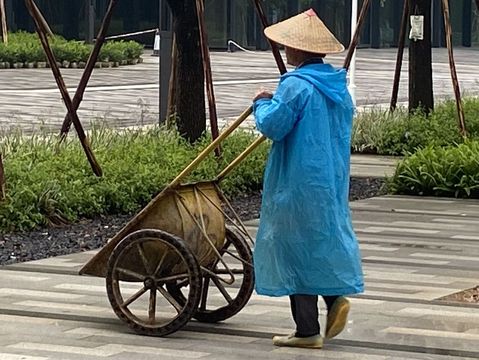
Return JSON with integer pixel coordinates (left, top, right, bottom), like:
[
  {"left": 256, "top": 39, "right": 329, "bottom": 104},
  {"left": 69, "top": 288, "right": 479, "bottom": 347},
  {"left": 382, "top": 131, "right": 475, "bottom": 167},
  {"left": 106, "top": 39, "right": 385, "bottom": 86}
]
[
  {"left": 325, "top": 296, "right": 350, "bottom": 339},
  {"left": 272, "top": 333, "right": 323, "bottom": 349}
]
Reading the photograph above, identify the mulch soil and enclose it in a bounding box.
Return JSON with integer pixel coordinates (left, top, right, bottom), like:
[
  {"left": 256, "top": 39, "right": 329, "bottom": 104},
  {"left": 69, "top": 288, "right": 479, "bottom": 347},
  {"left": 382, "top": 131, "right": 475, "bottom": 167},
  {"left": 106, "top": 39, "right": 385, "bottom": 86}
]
[{"left": 438, "top": 286, "right": 479, "bottom": 305}]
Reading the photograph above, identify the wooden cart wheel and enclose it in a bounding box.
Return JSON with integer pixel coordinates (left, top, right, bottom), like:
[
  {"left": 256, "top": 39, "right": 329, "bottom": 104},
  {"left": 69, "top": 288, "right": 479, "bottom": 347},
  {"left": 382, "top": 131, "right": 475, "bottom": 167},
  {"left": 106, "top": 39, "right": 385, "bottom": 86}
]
[
  {"left": 106, "top": 229, "right": 202, "bottom": 336},
  {"left": 166, "top": 227, "right": 254, "bottom": 323}
]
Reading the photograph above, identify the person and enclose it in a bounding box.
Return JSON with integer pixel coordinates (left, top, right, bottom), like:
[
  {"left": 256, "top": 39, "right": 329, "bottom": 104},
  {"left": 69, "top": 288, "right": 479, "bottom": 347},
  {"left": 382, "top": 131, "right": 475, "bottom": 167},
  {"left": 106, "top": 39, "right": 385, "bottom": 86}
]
[{"left": 252, "top": 9, "right": 364, "bottom": 349}]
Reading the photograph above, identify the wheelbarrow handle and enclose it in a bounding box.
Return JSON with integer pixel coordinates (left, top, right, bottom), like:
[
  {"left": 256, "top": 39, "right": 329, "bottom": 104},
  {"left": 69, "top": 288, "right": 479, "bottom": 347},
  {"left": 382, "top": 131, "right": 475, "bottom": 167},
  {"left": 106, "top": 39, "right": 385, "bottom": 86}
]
[
  {"left": 168, "top": 105, "right": 253, "bottom": 188},
  {"left": 216, "top": 135, "right": 266, "bottom": 182}
]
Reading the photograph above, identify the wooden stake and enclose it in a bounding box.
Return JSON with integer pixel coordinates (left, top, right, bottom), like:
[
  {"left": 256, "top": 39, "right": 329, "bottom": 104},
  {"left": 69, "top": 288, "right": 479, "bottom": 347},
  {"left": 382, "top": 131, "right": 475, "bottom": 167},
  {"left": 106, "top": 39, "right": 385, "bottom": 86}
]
[
  {"left": 0, "top": 153, "right": 5, "bottom": 201},
  {"left": 196, "top": 0, "right": 220, "bottom": 155},
  {"left": 26, "top": 0, "right": 103, "bottom": 177},
  {"left": 31, "top": 0, "right": 53, "bottom": 37},
  {"left": 343, "top": 0, "right": 371, "bottom": 70},
  {"left": 252, "top": 0, "right": 287, "bottom": 75},
  {"left": 390, "top": 0, "right": 409, "bottom": 112},
  {"left": 59, "top": 0, "right": 119, "bottom": 142},
  {"left": 0, "top": 0, "right": 7, "bottom": 44},
  {"left": 442, "top": 0, "right": 467, "bottom": 137}
]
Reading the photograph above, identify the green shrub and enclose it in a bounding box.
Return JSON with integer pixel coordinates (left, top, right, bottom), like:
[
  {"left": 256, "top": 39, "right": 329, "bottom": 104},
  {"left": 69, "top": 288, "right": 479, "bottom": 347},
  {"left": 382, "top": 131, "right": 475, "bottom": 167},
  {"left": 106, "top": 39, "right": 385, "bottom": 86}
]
[
  {"left": 0, "top": 31, "right": 143, "bottom": 67},
  {"left": 352, "top": 98, "right": 479, "bottom": 155},
  {"left": 0, "top": 126, "right": 269, "bottom": 232},
  {"left": 389, "top": 141, "right": 479, "bottom": 198}
]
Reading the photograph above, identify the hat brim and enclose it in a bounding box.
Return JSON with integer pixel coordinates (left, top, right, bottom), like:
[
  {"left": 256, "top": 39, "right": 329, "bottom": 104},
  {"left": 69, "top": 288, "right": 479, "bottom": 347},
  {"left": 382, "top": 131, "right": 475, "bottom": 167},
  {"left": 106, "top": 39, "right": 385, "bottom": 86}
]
[{"left": 264, "top": 11, "right": 345, "bottom": 55}]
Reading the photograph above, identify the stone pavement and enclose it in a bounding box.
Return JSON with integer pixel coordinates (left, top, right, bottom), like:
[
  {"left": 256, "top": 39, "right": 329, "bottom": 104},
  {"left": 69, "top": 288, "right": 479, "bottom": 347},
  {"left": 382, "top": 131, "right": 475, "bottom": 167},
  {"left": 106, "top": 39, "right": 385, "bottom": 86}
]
[
  {"left": 0, "top": 48, "right": 478, "bottom": 133},
  {"left": 0, "top": 45, "right": 476, "bottom": 359},
  {"left": 1, "top": 196, "right": 478, "bottom": 359},
  {"left": 350, "top": 154, "right": 397, "bottom": 178}
]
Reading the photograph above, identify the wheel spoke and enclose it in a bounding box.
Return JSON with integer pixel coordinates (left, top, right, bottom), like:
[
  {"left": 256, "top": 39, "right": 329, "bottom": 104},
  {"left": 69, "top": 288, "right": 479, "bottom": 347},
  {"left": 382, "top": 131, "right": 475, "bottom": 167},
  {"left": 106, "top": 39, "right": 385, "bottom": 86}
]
[
  {"left": 153, "top": 250, "right": 168, "bottom": 277},
  {"left": 116, "top": 267, "right": 145, "bottom": 281},
  {"left": 212, "top": 277, "right": 233, "bottom": 304},
  {"left": 158, "top": 285, "right": 183, "bottom": 313},
  {"left": 213, "top": 268, "right": 244, "bottom": 275},
  {"left": 149, "top": 288, "right": 157, "bottom": 323},
  {"left": 121, "top": 286, "right": 148, "bottom": 308},
  {"left": 199, "top": 277, "right": 210, "bottom": 311},
  {"left": 155, "top": 273, "right": 189, "bottom": 283},
  {"left": 176, "top": 278, "right": 189, "bottom": 289},
  {"left": 137, "top": 243, "right": 152, "bottom": 275}
]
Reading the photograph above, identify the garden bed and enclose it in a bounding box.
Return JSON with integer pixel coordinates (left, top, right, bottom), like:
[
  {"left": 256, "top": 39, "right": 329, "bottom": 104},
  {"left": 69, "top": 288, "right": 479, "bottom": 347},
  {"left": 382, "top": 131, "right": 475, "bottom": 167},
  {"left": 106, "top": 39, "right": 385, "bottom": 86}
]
[{"left": 0, "top": 32, "right": 143, "bottom": 69}]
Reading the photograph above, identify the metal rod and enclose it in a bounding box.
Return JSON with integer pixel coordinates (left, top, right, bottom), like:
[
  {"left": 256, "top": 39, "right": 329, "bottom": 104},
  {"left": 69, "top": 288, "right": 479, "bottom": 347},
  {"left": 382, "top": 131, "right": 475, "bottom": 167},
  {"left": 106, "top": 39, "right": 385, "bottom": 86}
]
[
  {"left": 104, "top": 28, "right": 157, "bottom": 40},
  {"left": 390, "top": 0, "right": 409, "bottom": 112},
  {"left": 196, "top": 0, "right": 220, "bottom": 155},
  {"left": 442, "top": 0, "right": 467, "bottom": 137},
  {"left": 169, "top": 106, "right": 253, "bottom": 188},
  {"left": 176, "top": 192, "right": 235, "bottom": 285},
  {"left": 252, "top": 0, "right": 287, "bottom": 75},
  {"left": 343, "top": 0, "right": 371, "bottom": 70},
  {"left": 25, "top": 0, "right": 103, "bottom": 177},
  {"left": 348, "top": 0, "right": 358, "bottom": 103},
  {"left": 58, "top": 0, "right": 119, "bottom": 142},
  {"left": 197, "top": 185, "right": 253, "bottom": 245},
  {"left": 213, "top": 184, "right": 255, "bottom": 247}
]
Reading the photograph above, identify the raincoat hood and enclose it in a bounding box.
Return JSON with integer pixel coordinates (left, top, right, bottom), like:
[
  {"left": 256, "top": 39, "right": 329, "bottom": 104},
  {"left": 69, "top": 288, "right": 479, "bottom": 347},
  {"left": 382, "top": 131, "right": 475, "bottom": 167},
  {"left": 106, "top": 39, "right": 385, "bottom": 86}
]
[{"left": 282, "top": 63, "right": 348, "bottom": 104}]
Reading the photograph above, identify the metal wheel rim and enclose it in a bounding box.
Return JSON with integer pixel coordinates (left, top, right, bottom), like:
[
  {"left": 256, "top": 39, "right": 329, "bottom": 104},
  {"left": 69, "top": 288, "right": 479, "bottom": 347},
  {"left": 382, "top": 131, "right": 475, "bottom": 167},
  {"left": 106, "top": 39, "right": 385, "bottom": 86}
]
[{"left": 106, "top": 230, "right": 201, "bottom": 335}]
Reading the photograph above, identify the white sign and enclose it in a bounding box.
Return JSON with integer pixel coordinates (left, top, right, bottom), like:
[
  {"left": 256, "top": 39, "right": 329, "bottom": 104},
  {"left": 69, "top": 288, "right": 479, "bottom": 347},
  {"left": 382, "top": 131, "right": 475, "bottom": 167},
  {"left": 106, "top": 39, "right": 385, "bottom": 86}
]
[{"left": 409, "top": 15, "right": 424, "bottom": 41}]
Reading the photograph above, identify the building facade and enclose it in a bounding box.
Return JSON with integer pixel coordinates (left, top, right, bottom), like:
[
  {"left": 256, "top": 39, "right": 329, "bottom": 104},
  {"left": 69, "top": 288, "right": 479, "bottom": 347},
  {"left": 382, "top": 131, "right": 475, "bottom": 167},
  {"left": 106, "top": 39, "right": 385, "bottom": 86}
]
[{"left": 5, "top": 0, "right": 479, "bottom": 49}]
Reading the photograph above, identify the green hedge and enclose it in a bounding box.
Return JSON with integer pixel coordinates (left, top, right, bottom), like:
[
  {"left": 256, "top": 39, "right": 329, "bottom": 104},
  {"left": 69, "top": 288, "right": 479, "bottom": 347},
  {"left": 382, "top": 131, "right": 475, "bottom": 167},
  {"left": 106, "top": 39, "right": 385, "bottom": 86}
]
[
  {"left": 0, "top": 32, "right": 143, "bottom": 68},
  {"left": 389, "top": 141, "right": 479, "bottom": 198},
  {"left": 0, "top": 126, "right": 269, "bottom": 232},
  {"left": 352, "top": 98, "right": 479, "bottom": 155}
]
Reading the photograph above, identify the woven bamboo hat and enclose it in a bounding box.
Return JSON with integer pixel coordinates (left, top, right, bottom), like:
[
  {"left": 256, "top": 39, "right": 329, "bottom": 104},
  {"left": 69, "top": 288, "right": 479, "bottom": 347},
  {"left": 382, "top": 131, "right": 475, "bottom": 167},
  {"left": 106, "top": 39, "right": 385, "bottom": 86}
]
[{"left": 264, "top": 9, "right": 344, "bottom": 54}]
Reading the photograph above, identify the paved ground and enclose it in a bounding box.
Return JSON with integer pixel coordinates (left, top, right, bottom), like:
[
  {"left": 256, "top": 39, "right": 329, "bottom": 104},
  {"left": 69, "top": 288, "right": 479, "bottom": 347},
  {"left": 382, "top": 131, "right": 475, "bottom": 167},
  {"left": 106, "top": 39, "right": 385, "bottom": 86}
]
[
  {"left": 0, "top": 48, "right": 478, "bottom": 133},
  {"left": 0, "top": 196, "right": 478, "bottom": 359},
  {"left": 350, "top": 154, "right": 397, "bottom": 178},
  {"left": 0, "top": 46, "right": 477, "bottom": 359}
]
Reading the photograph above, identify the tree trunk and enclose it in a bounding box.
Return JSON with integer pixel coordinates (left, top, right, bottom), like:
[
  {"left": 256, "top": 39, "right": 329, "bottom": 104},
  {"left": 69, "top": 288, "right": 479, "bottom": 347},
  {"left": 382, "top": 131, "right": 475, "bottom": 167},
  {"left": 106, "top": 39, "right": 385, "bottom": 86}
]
[
  {"left": 166, "top": 0, "right": 205, "bottom": 143},
  {"left": 408, "top": 0, "right": 434, "bottom": 113}
]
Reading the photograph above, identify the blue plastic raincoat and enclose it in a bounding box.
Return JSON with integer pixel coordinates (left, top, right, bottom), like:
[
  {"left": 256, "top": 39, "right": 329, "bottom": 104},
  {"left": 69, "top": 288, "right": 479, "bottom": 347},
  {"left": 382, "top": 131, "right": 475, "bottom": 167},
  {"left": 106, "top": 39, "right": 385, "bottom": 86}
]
[{"left": 253, "top": 60, "right": 364, "bottom": 297}]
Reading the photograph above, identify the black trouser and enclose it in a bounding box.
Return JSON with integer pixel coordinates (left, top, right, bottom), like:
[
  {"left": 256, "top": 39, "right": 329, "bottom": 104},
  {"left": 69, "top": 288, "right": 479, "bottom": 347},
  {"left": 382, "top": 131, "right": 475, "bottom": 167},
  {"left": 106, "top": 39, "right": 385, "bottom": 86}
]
[{"left": 289, "top": 294, "right": 339, "bottom": 337}]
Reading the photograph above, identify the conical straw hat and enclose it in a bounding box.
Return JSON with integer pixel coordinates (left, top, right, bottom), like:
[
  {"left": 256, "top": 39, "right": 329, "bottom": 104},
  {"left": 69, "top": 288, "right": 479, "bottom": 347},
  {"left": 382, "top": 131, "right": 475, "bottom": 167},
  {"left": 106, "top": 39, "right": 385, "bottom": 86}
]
[{"left": 264, "top": 9, "right": 344, "bottom": 54}]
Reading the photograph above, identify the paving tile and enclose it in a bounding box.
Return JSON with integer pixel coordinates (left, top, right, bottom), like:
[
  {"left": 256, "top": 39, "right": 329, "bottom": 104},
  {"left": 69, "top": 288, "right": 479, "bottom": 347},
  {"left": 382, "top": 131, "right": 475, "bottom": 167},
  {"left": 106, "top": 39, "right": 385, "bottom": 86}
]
[{"left": 2, "top": 193, "right": 479, "bottom": 359}]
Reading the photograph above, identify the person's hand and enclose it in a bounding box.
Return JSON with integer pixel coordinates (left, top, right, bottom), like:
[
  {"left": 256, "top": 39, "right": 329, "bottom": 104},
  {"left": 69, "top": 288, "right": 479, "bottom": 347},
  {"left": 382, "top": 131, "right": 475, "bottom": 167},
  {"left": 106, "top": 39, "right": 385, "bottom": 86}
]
[{"left": 253, "top": 88, "right": 273, "bottom": 102}]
